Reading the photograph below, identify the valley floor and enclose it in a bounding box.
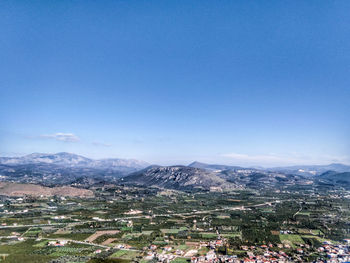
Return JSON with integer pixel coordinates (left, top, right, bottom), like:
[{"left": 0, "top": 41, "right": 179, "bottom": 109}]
[{"left": 0, "top": 184, "right": 350, "bottom": 262}]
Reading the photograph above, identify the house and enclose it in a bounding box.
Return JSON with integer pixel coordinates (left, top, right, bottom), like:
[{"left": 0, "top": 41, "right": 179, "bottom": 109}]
[
  {"left": 48, "top": 240, "right": 68, "bottom": 247},
  {"left": 124, "top": 209, "right": 142, "bottom": 215},
  {"left": 205, "top": 250, "right": 216, "bottom": 261},
  {"left": 150, "top": 244, "right": 157, "bottom": 250},
  {"left": 163, "top": 246, "right": 172, "bottom": 252},
  {"left": 215, "top": 240, "right": 223, "bottom": 246}
]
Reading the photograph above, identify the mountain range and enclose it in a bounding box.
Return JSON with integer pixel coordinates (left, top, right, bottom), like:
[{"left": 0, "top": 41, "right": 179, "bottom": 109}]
[
  {"left": 0, "top": 152, "right": 149, "bottom": 170},
  {"left": 189, "top": 161, "right": 350, "bottom": 176},
  {"left": 0, "top": 153, "right": 349, "bottom": 191},
  {"left": 122, "top": 165, "right": 241, "bottom": 191},
  {"left": 0, "top": 152, "right": 150, "bottom": 185},
  {"left": 268, "top": 163, "right": 350, "bottom": 176},
  {"left": 121, "top": 163, "right": 314, "bottom": 191}
]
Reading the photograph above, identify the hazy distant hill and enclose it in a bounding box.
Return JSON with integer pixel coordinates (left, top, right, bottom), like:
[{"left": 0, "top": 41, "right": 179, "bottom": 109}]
[
  {"left": 0, "top": 152, "right": 92, "bottom": 167},
  {"left": 0, "top": 153, "right": 150, "bottom": 185},
  {"left": 218, "top": 169, "right": 309, "bottom": 189},
  {"left": 122, "top": 165, "right": 240, "bottom": 191},
  {"left": 0, "top": 152, "right": 149, "bottom": 170},
  {"left": 188, "top": 161, "right": 242, "bottom": 171},
  {"left": 268, "top": 163, "right": 350, "bottom": 176},
  {"left": 189, "top": 161, "right": 350, "bottom": 176}
]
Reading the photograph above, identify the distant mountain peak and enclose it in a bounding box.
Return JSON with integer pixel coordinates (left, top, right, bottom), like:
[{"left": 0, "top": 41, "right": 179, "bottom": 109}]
[
  {"left": 188, "top": 161, "right": 206, "bottom": 166},
  {"left": 122, "top": 165, "right": 239, "bottom": 191},
  {"left": 0, "top": 153, "right": 150, "bottom": 181}
]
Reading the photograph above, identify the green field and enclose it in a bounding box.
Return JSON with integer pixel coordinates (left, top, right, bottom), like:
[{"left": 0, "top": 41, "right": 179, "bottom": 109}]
[
  {"left": 109, "top": 249, "right": 140, "bottom": 260},
  {"left": 200, "top": 232, "right": 217, "bottom": 238},
  {"left": 0, "top": 240, "right": 55, "bottom": 263},
  {"left": 279, "top": 234, "right": 305, "bottom": 245},
  {"left": 160, "top": 227, "right": 187, "bottom": 234}
]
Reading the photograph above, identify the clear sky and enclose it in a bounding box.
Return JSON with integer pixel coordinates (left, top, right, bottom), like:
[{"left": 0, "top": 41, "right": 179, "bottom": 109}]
[{"left": 1, "top": 1, "right": 349, "bottom": 166}]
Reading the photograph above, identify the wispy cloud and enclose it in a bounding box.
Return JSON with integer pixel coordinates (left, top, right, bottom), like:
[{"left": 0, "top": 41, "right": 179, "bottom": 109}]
[
  {"left": 40, "top": 133, "right": 80, "bottom": 142},
  {"left": 92, "top": 141, "right": 111, "bottom": 147}
]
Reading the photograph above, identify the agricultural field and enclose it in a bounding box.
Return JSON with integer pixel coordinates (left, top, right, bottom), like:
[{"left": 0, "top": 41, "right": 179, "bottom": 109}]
[{"left": 0, "top": 184, "right": 350, "bottom": 262}]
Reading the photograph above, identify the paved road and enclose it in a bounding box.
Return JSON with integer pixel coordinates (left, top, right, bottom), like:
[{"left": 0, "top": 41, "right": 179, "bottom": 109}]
[{"left": 293, "top": 202, "right": 303, "bottom": 218}]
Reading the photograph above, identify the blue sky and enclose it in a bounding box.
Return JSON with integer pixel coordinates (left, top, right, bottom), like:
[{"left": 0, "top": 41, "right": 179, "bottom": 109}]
[{"left": 1, "top": 0, "right": 349, "bottom": 166}]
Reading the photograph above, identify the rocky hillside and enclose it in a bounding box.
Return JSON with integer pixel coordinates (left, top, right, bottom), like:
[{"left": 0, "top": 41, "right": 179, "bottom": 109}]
[
  {"left": 122, "top": 166, "right": 240, "bottom": 191},
  {"left": 188, "top": 162, "right": 309, "bottom": 189}
]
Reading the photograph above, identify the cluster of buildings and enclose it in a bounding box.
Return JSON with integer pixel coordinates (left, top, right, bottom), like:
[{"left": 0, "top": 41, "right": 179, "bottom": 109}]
[
  {"left": 235, "top": 250, "right": 292, "bottom": 263},
  {"left": 144, "top": 245, "right": 178, "bottom": 262},
  {"left": 142, "top": 238, "right": 296, "bottom": 263},
  {"left": 145, "top": 244, "right": 201, "bottom": 262},
  {"left": 317, "top": 241, "right": 350, "bottom": 262},
  {"left": 191, "top": 250, "right": 238, "bottom": 263},
  {"left": 140, "top": 238, "right": 350, "bottom": 263}
]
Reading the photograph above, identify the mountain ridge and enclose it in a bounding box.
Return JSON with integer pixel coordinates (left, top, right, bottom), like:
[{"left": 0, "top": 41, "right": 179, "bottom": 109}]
[
  {"left": 0, "top": 153, "right": 150, "bottom": 185},
  {"left": 1, "top": 154, "right": 350, "bottom": 191},
  {"left": 122, "top": 165, "right": 241, "bottom": 191},
  {"left": 188, "top": 161, "right": 350, "bottom": 175},
  {"left": 0, "top": 152, "right": 149, "bottom": 169}
]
